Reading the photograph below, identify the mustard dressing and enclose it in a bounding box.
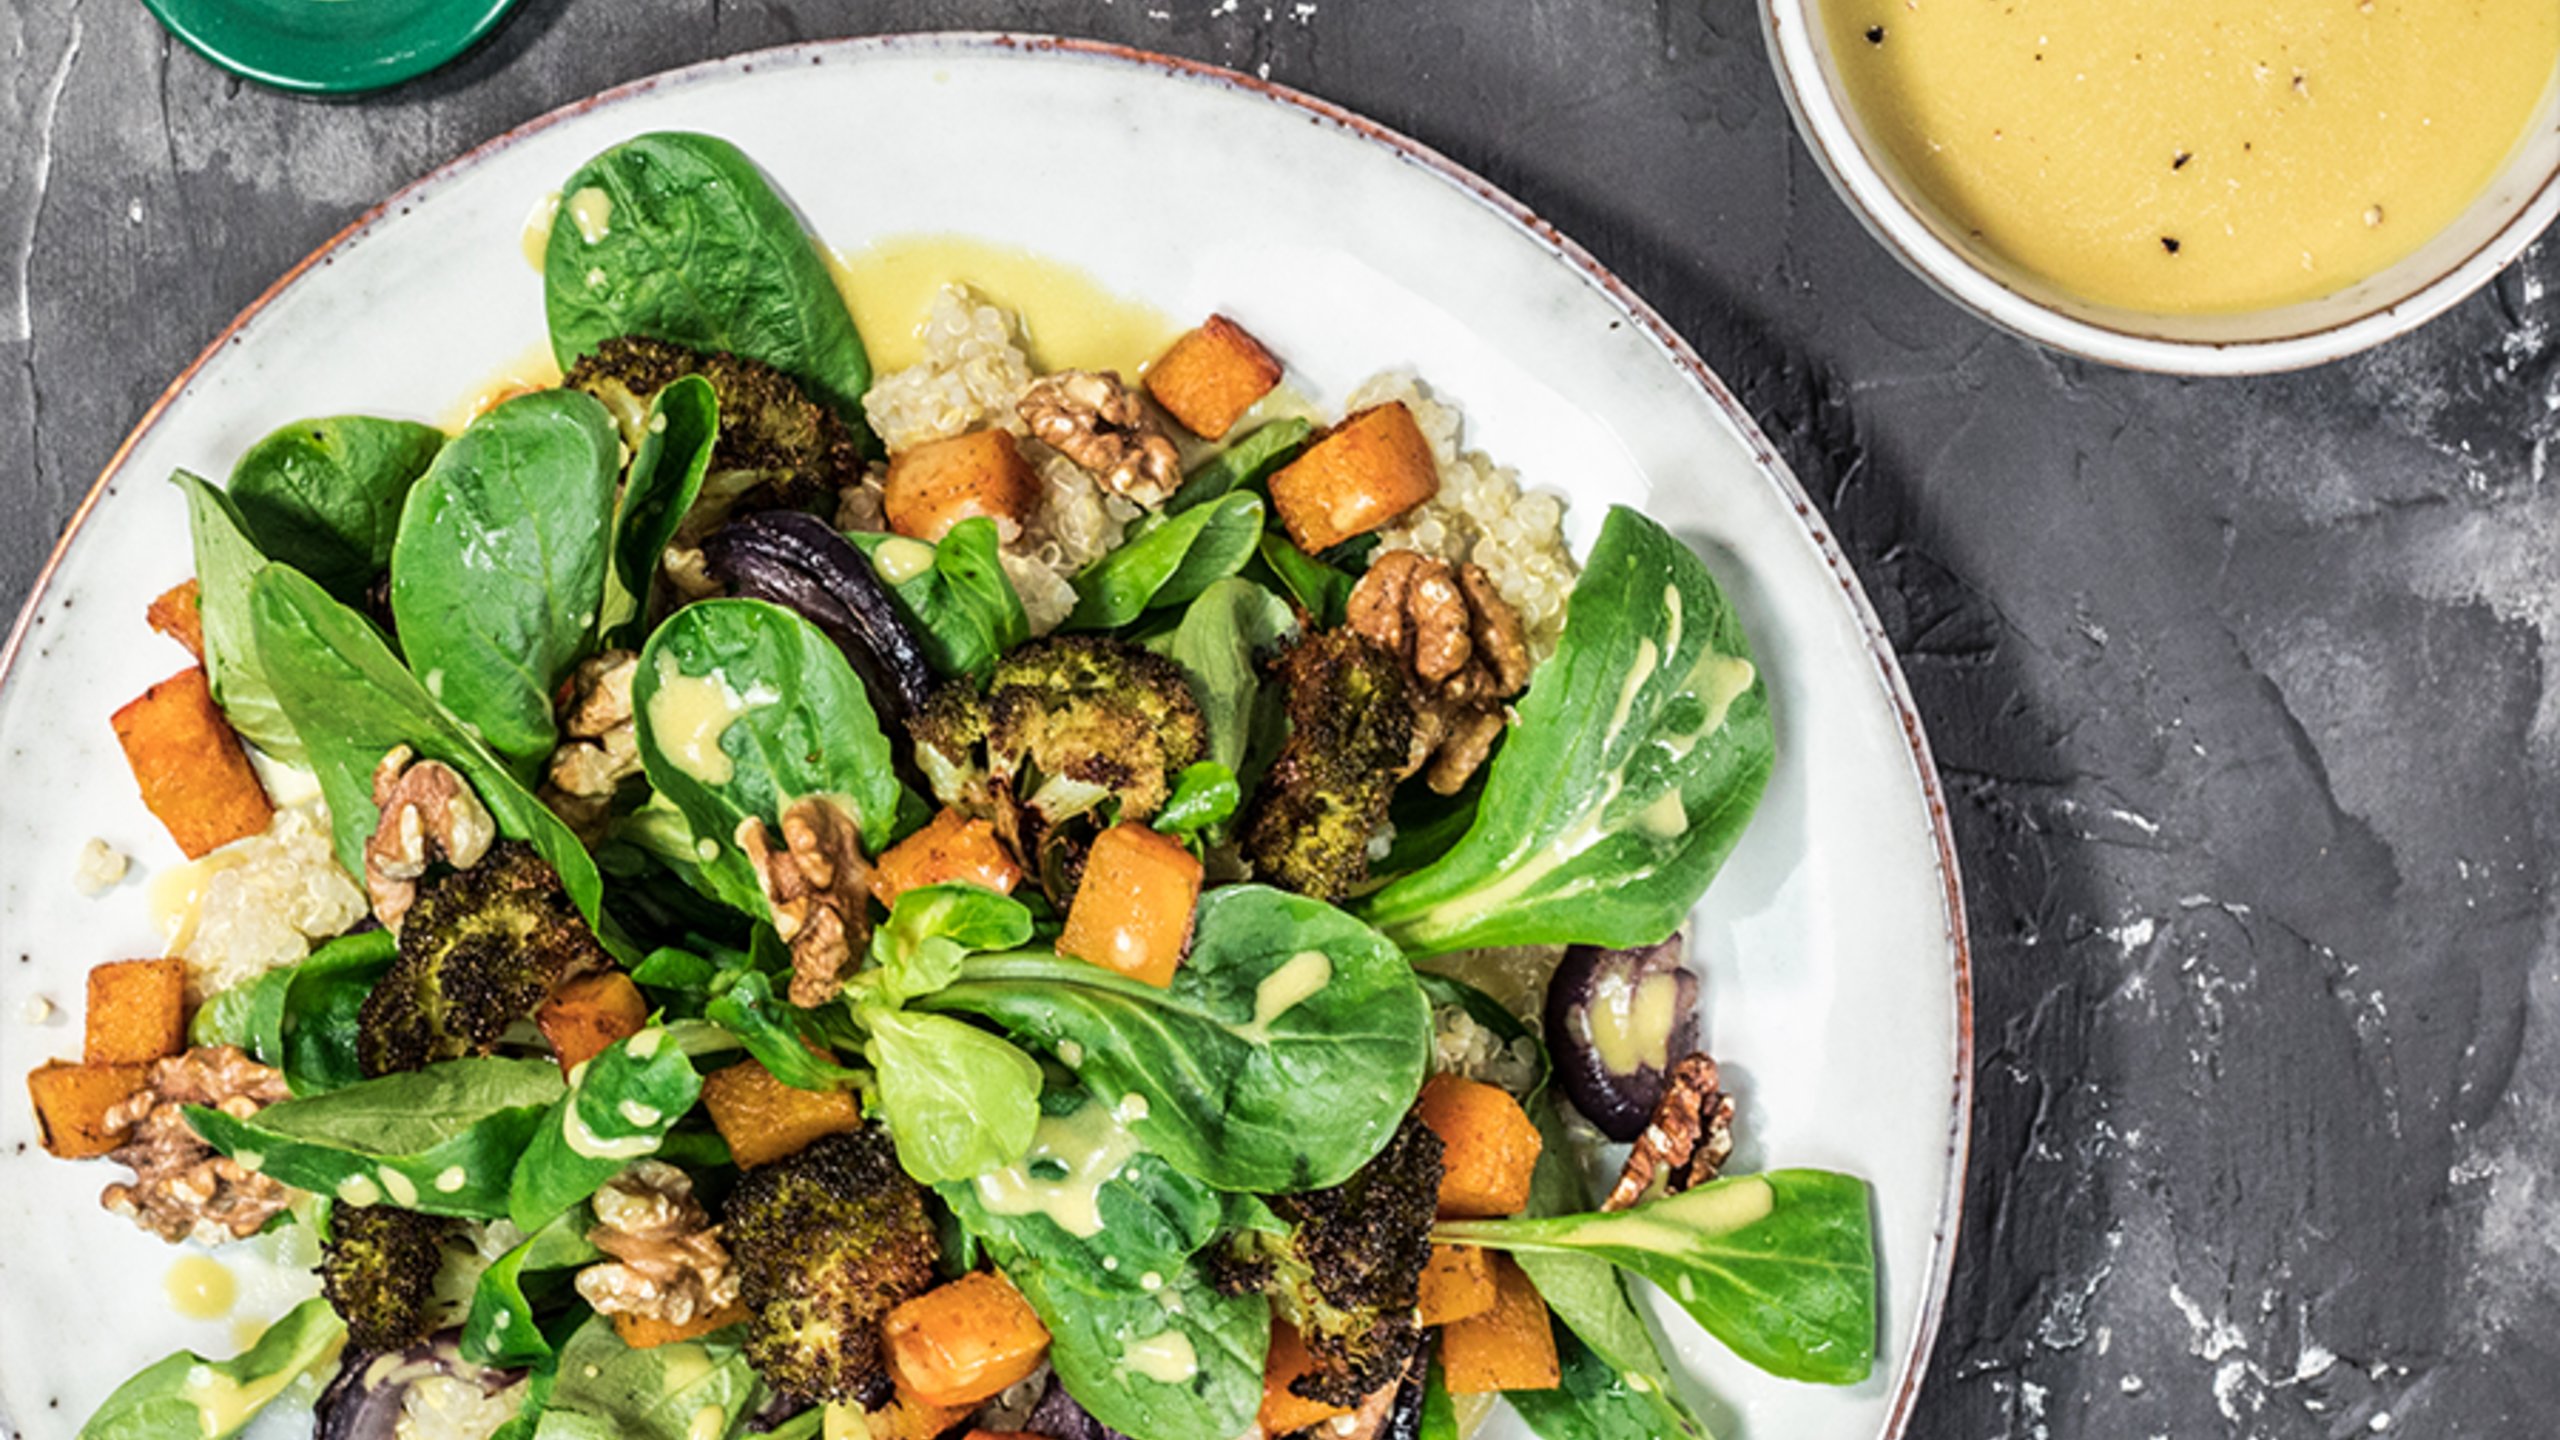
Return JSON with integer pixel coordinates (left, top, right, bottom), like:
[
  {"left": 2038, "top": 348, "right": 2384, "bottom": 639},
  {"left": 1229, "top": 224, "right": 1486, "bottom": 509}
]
[
  {"left": 828, "top": 235, "right": 1177, "bottom": 376},
  {"left": 1824, "top": 0, "right": 2560, "bottom": 312}
]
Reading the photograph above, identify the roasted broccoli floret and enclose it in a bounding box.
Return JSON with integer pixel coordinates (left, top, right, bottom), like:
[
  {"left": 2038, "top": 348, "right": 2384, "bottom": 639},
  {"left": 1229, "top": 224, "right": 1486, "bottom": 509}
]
[
  {"left": 910, "top": 635, "right": 1206, "bottom": 900},
  {"left": 1239, "top": 629, "right": 1413, "bottom": 902},
  {"left": 1212, "top": 1113, "right": 1445, "bottom": 1407},
  {"left": 723, "top": 1128, "right": 942, "bottom": 1408},
  {"left": 357, "top": 843, "right": 610, "bottom": 1077},
  {"left": 565, "top": 335, "right": 862, "bottom": 518},
  {"left": 321, "top": 1205, "right": 456, "bottom": 1352}
]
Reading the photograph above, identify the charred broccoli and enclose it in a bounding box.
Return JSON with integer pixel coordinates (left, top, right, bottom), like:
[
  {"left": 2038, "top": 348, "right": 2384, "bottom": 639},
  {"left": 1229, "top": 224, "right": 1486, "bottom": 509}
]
[
  {"left": 1212, "top": 1112, "right": 1445, "bottom": 1407},
  {"left": 723, "top": 1128, "right": 942, "bottom": 1408},
  {"left": 565, "top": 335, "right": 862, "bottom": 518},
  {"left": 357, "top": 843, "right": 611, "bottom": 1077},
  {"left": 320, "top": 1204, "right": 456, "bottom": 1352},
  {"left": 910, "top": 635, "right": 1206, "bottom": 900},
  {"left": 1239, "top": 629, "right": 1413, "bottom": 902}
]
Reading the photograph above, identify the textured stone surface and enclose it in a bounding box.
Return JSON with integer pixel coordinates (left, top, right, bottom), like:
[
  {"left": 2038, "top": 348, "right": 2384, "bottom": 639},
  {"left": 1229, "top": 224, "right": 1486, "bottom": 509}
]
[{"left": 5, "top": 3, "right": 2557, "bottom": 1436}]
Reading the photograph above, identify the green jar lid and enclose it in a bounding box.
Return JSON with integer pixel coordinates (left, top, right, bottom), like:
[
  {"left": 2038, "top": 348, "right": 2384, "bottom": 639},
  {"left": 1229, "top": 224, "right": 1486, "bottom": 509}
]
[{"left": 138, "top": 0, "right": 522, "bottom": 95}]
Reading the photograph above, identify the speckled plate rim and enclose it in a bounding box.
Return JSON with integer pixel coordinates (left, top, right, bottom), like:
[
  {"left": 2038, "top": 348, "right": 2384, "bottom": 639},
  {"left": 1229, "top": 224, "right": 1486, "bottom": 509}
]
[
  {"left": 0, "top": 33, "right": 1973, "bottom": 1438},
  {"left": 137, "top": 0, "right": 523, "bottom": 96}
]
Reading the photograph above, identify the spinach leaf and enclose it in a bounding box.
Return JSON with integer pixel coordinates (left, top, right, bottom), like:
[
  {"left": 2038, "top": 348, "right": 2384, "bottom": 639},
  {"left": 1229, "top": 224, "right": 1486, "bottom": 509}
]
[
  {"left": 188, "top": 972, "right": 288, "bottom": 1058},
  {"left": 605, "top": 375, "right": 719, "bottom": 648},
  {"left": 1434, "top": 1169, "right": 1877, "bottom": 1386},
  {"left": 941, "top": 1094, "right": 1225, "bottom": 1294},
  {"left": 186, "top": 1056, "right": 567, "bottom": 1219},
  {"left": 1510, "top": 1328, "right": 1693, "bottom": 1440},
  {"left": 76, "top": 1296, "right": 344, "bottom": 1440},
  {"left": 1165, "top": 418, "right": 1312, "bottom": 515},
  {"left": 1064, "top": 492, "right": 1265, "bottom": 632},
  {"left": 1150, "top": 577, "right": 1297, "bottom": 797},
  {"left": 228, "top": 415, "right": 445, "bottom": 602},
  {"left": 1154, "top": 763, "right": 1239, "bottom": 842},
  {"left": 1255, "top": 532, "right": 1356, "bottom": 628},
  {"left": 869, "top": 883, "right": 1036, "bottom": 1006},
  {"left": 172, "top": 470, "right": 302, "bottom": 761},
  {"left": 465, "top": 1208, "right": 602, "bottom": 1368},
  {"left": 632, "top": 598, "right": 906, "bottom": 915},
  {"left": 248, "top": 565, "right": 611, "bottom": 937},
  {"left": 863, "top": 1008, "right": 1044, "bottom": 1184},
  {"left": 390, "top": 389, "right": 621, "bottom": 765},
  {"left": 991, "top": 1250, "right": 1267, "bottom": 1440},
  {"left": 533, "top": 1314, "right": 765, "bottom": 1440},
  {"left": 925, "top": 885, "right": 1431, "bottom": 1192},
  {"left": 704, "top": 968, "right": 869, "bottom": 1092},
  {"left": 191, "top": 931, "right": 399, "bottom": 1098},
  {"left": 1359, "top": 507, "right": 1775, "bottom": 956},
  {"left": 545, "top": 132, "right": 873, "bottom": 440},
  {"left": 845, "top": 519, "right": 1029, "bottom": 683},
  {"left": 511, "top": 1027, "right": 705, "bottom": 1232}
]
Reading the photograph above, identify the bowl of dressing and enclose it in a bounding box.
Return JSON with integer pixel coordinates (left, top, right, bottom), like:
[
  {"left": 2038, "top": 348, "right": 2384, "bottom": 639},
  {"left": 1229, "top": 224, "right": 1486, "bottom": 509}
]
[{"left": 1762, "top": 0, "right": 2560, "bottom": 372}]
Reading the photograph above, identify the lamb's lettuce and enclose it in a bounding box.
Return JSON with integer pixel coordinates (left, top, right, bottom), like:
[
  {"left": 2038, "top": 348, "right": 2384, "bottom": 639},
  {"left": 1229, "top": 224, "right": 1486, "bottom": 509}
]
[
  {"left": 172, "top": 471, "right": 302, "bottom": 761},
  {"left": 1065, "top": 491, "right": 1265, "bottom": 631},
  {"left": 1359, "top": 506, "right": 1774, "bottom": 955},
  {"left": 846, "top": 518, "right": 1029, "bottom": 683},
  {"left": 510, "top": 1027, "right": 704, "bottom": 1232},
  {"left": 532, "top": 1315, "right": 766, "bottom": 1440},
  {"left": 77, "top": 1297, "right": 345, "bottom": 1440},
  {"left": 604, "top": 374, "right": 718, "bottom": 648}
]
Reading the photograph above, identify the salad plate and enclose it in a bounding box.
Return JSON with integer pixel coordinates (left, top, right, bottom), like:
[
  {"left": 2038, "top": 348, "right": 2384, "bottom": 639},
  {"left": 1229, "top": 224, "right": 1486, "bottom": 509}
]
[{"left": 0, "top": 34, "right": 1969, "bottom": 1440}]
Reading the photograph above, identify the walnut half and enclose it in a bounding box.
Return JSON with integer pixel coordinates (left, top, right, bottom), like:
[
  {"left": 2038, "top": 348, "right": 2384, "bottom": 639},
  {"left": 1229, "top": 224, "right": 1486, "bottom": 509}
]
[
  {"left": 366, "top": 746, "right": 497, "bottom": 928},
  {"left": 100, "top": 1046, "right": 295, "bottom": 1245},
  {"left": 1018, "top": 370, "right": 1183, "bottom": 508},
  {"left": 1346, "top": 550, "right": 1533, "bottom": 794},
  {"left": 1602, "top": 1051, "right": 1735, "bottom": 1213},
  {"left": 739, "top": 796, "right": 874, "bottom": 1007},
  {"left": 576, "top": 1160, "right": 741, "bottom": 1325},
  {"left": 541, "top": 651, "right": 643, "bottom": 842}
]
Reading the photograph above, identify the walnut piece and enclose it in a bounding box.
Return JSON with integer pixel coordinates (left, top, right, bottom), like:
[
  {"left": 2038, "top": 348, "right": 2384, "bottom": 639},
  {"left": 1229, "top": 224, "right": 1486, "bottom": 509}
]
[
  {"left": 100, "top": 1046, "right": 295, "bottom": 1245},
  {"left": 366, "top": 746, "right": 497, "bottom": 928},
  {"left": 1017, "top": 370, "right": 1183, "bottom": 507},
  {"left": 575, "top": 1160, "right": 741, "bottom": 1325},
  {"left": 1602, "top": 1051, "right": 1734, "bottom": 1213},
  {"left": 541, "top": 651, "right": 643, "bottom": 842},
  {"left": 738, "top": 796, "right": 874, "bottom": 1007},
  {"left": 1346, "top": 550, "right": 1534, "bottom": 794}
]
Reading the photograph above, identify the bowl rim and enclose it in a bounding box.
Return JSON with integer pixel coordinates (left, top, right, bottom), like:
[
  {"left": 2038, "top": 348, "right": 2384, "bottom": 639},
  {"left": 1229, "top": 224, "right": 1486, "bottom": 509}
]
[
  {"left": 0, "top": 33, "right": 1976, "bottom": 1437},
  {"left": 1760, "top": 0, "right": 2560, "bottom": 376}
]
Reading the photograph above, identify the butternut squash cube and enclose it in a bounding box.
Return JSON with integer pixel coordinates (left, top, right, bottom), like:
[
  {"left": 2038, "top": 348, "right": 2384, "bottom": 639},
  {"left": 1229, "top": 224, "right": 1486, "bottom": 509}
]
[
  {"left": 1417, "top": 1242, "right": 1499, "bottom": 1326},
  {"left": 872, "top": 809, "right": 1024, "bottom": 907},
  {"left": 84, "top": 958, "right": 188, "bottom": 1066},
  {"left": 883, "top": 1270, "right": 1052, "bottom": 1409},
  {"left": 1267, "top": 402, "right": 1439, "bottom": 554},
  {"left": 611, "top": 1299, "right": 749, "bottom": 1349},
  {"left": 1057, "top": 822, "right": 1202, "bottom": 988},
  {"left": 883, "top": 430, "right": 1039, "bottom": 543},
  {"left": 147, "top": 580, "right": 205, "bottom": 660},
  {"left": 1259, "top": 1321, "right": 1353, "bottom": 1434},
  {"left": 1145, "top": 315, "right": 1283, "bottom": 439},
  {"left": 537, "top": 970, "right": 650, "bottom": 1076},
  {"left": 1415, "top": 1074, "right": 1543, "bottom": 1218},
  {"left": 1439, "top": 1255, "right": 1560, "bottom": 1394},
  {"left": 701, "top": 1056, "right": 863, "bottom": 1168},
  {"left": 26, "top": 1060, "right": 149, "bottom": 1158},
  {"left": 111, "top": 667, "right": 274, "bottom": 859}
]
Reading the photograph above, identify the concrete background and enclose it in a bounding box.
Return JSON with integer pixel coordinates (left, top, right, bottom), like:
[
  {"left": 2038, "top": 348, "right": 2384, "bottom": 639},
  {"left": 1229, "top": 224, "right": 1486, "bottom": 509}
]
[{"left": 5, "top": 2, "right": 2556, "bottom": 1435}]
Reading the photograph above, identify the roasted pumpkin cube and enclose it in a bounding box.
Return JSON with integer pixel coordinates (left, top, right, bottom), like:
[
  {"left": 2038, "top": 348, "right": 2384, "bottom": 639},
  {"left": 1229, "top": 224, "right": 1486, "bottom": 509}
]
[
  {"left": 1415, "top": 1073, "right": 1543, "bottom": 1218},
  {"left": 84, "top": 958, "right": 188, "bottom": 1066},
  {"left": 883, "top": 1270, "right": 1052, "bottom": 1409},
  {"left": 1056, "top": 822, "right": 1202, "bottom": 988},
  {"left": 700, "top": 1056, "right": 864, "bottom": 1168},
  {"left": 1418, "top": 1242, "right": 1500, "bottom": 1326},
  {"left": 872, "top": 809, "right": 1024, "bottom": 907},
  {"left": 1259, "top": 1320, "right": 1354, "bottom": 1434},
  {"left": 147, "top": 580, "right": 205, "bottom": 660},
  {"left": 111, "top": 667, "right": 274, "bottom": 859},
  {"left": 537, "top": 971, "right": 650, "bottom": 1076},
  {"left": 26, "top": 1060, "right": 149, "bottom": 1159},
  {"left": 611, "top": 1299, "right": 750, "bottom": 1349},
  {"left": 1267, "top": 402, "right": 1439, "bottom": 554},
  {"left": 1439, "top": 1255, "right": 1560, "bottom": 1394},
  {"left": 1145, "top": 315, "right": 1284, "bottom": 439},
  {"left": 883, "top": 430, "right": 1039, "bottom": 542}
]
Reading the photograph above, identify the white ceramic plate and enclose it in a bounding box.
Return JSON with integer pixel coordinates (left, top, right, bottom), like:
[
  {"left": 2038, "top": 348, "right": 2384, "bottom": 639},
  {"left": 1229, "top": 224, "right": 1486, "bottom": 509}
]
[{"left": 0, "top": 36, "right": 1970, "bottom": 1440}]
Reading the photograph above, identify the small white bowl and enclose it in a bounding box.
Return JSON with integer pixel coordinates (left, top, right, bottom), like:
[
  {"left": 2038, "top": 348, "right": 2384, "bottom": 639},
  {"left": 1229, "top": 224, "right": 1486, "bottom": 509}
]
[{"left": 1761, "top": 0, "right": 2560, "bottom": 374}]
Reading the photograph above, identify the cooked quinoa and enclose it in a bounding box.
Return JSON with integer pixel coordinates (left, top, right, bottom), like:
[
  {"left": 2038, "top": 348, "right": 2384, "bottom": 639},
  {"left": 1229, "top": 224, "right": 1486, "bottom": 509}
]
[
  {"left": 1355, "top": 371, "right": 1579, "bottom": 658},
  {"left": 178, "top": 803, "right": 368, "bottom": 1001}
]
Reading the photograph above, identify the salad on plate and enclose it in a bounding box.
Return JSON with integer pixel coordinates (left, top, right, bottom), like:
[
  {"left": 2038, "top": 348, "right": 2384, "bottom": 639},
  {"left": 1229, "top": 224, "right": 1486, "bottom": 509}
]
[{"left": 22, "top": 131, "right": 1876, "bottom": 1440}]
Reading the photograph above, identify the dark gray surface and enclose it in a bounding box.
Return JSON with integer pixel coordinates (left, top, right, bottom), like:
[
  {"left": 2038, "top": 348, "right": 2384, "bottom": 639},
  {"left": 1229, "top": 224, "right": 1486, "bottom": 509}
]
[{"left": 5, "top": 3, "right": 2555, "bottom": 1436}]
